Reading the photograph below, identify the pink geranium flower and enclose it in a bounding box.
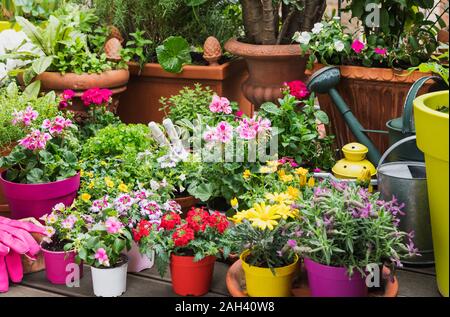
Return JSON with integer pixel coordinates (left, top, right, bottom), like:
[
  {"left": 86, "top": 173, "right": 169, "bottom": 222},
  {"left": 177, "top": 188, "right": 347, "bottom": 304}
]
[
  {"left": 236, "top": 116, "right": 272, "bottom": 140},
  {"left": 203, "top": 121, "right": 233, "bottom": 144},
  {"left": 351, "top": 39, "right": 365, "bottom": 54},
  {"left": 62, "top": 89, "right": 75, "bottom": 100},
  {"left": 81, "top": 88, "right": 112, "bottom": 106},
  {"left": 12, "top": 106, "right": 39, "bottom": 126},
  {"left": 105, "top": 217, "right": 123, "bottom": 234},
  {"left": 374, "top": 47, "right": 387, "bottom": 55},
  {"left": 209, "top": 95, "right": 232, "bottom": 114},
  {"left": 284, "top": 80, "right": 310, "bottom": 100},
  {"left": 42, "top": 116, "right": 72, "bottom": 135},
  {"left": 18, "top": 129, "right": 52, "bottom": 151},
  {"left": 95, "top": 248, "right": 110, "bottom": 267}
]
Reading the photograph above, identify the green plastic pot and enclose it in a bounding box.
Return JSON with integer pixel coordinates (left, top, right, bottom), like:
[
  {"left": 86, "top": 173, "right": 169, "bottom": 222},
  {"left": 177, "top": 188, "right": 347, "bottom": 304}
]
[{"left": 414, "top": 90, "right": 449, "bottom": 297}]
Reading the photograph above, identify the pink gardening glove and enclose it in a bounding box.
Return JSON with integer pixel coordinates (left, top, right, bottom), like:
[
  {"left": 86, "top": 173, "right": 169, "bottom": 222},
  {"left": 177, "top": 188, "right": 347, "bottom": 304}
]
[{"left": 0, "top": 216, "right": 49, "bottom": 293}]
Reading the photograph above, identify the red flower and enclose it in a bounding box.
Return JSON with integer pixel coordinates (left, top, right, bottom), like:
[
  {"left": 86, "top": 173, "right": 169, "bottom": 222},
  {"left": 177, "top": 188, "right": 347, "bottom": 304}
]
[
  {"left": 132, "top": 228, "right": 142, "bottom": 242},
  {"left": 284, "top": 80, "right": 310, "bottom": 100},
  {"left": 172, "top": 224, "right": 195, "bottom": 247},
  {"left": 81, "top": 88, "right": 112, "bottom": 107},
  {"left": 186, "top": 207, "right": 210, "bottom": 232},
  {"left": 132, "top": 220, "right": 152, "bottom": 242},
  {"left": 159, "top": 212, "right": 182, "bottom": 231},
  {"left": 208, "top": 212, "right": 229, "bottom": 234}
]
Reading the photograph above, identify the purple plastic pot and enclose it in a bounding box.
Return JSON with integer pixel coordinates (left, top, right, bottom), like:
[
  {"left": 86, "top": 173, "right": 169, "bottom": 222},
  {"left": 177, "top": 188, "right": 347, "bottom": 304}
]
[
  {"left": 41, "top": 245, "right": 83, "bottom": 285},
  {"left": 304, "top": 258, "right": 368, "bottom": 297},
  {"left": 0, "top": 171, "right": 80, "bottom": 220}
]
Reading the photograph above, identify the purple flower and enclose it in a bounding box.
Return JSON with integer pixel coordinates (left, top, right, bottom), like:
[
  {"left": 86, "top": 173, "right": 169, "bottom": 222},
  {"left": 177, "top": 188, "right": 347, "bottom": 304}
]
[{"left": 287, "top": 239, "right": 297, "bottom": 248}]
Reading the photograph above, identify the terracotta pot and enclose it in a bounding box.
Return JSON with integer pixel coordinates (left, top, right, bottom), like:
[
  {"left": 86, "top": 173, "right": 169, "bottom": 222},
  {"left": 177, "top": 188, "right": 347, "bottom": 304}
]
[
  {"left": 0, "top": 143, "right": 15, "bottom": 217},
  {"left": 175, "top": 195, "right": 199, "bottom": 215},
  {"left": 117, "top": 60, "right": 252, "bottom": 124},
  {"left": 438, "top": 29, "right": 449, "bottom": 44},
  {"left": 307, "top": 64, "right": 433, "bottom": 154},
  {"left": 18, "top": 69, "right": 130, "bottom": 122},
  {"left": 224, "top": 38, "right": 307, "bottom": 108}
]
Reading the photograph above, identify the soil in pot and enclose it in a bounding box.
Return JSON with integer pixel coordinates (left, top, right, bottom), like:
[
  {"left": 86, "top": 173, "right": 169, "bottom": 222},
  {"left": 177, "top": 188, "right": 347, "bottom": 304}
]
[
  {"left": 41, "top": 241, "right": 83, "bottom": 285},
  {"left": 170, "top": 254, "right": 216, "bottom": 296},
  {"left": 91, "top": 254, "right": 129, "bottom": 297}
]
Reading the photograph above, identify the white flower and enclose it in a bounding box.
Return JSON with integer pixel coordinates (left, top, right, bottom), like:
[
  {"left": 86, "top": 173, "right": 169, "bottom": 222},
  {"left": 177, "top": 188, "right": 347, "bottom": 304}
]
[
  {"left": 312, "top": 23, "right": 324, "bottom": 34},
  {"left": 293, "top": 31, "right": 311, "bottom": 45},
  {"left": 334, "top": 40, "right": 345, "bottom": 52},
  {"left": 160, "top": 178, "right": 168, "bottom": 188},
  {"left": 179, "top": 174, "right": 186, "bottom": 181},
  {"left": 179, "top": 185, "right": 185, "bottom": 193},
  {"left": 53, "top": 203, "right": 66, "bottom": 212},
  {"left": 150, "top": 180, "right": 160, "bottom": 191}
]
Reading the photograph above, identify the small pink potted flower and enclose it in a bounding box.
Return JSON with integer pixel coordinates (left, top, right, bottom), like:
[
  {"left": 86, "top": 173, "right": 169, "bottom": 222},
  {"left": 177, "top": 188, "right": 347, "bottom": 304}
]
[
  {"left": 40, "top": 204, "right": 85, "bottom": 284},
  {"left": 0, "top": 112, "right": 80, "bottom": 219},
  {"left": 75, "top": 209, "right": 132, "bottom": 297}
]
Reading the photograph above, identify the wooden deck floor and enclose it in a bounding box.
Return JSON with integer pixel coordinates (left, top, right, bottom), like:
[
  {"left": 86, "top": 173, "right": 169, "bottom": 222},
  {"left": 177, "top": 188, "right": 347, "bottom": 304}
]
[{"left": 0, "top": 262, "right": 441, "bottom": 297}]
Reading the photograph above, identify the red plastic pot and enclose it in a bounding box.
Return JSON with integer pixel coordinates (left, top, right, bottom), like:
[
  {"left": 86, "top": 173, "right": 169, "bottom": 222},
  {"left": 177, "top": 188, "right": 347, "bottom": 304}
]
[
  {"left": 304, "top": 258, "right": 368, "bottom": 297},
  {"left": 170, "top": 254, "right": 216, "bottom": 296},
  {"left": 0, "top": 172, "right": 80, "bottom": 220},
  {"left": 41, "top": 244, "right": 83, "bottom": 285}
]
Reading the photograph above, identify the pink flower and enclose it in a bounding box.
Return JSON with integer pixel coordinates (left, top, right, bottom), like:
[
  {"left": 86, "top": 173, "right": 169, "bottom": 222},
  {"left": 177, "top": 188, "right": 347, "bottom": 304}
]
[
  {"left": 81, "top": 88, "right": 112, "bottom": 107},
  {"left": 18, "top": 129, "right": 52, "bottom": 151},
  {"left": 58, "top": 100, "right": 68, "bottom": 109},
  {"left": 62, "top": 89, "right": 75, "bottom": 100},
  {"left": 90, "top": 196, "right": 110, "bottom": 213},
  {"left": 374, "top": 47, "right": 387, "bottom": 55},
  {"left": 95, "top": 248, "right": 110, "bottom": 267},
  {"left": 203, "top": 121, "right": 233, "bottom": 144},
  {"left": 12, "top": 106, "right": 39, "bottom": 126},
  {"left": 41, "top": 116, "right": 72, "bottom": 135},
  {"left": 105, "top": 217, "right": 123, "bottom": 234},
  {"left": 209, "top": 95, "right": 232, "bottom": 114},
  {"left": 236, "top": 116, "right": 271, "bottom": 140},
  {"left": 351, "top": 39, "right": 365, "bottom": 54},
  {"left": 284, "top": 80, "right": 310, "bottom": 100},
  {"left": 235, "top": 110, "right": 243, "bottom": 118}
]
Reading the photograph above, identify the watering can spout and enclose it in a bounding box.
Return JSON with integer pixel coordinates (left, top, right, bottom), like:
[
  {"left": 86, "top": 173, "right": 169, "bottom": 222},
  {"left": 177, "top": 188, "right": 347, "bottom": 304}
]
[{"left": 307, "top": 66, "right": 382, "bottom": 165}]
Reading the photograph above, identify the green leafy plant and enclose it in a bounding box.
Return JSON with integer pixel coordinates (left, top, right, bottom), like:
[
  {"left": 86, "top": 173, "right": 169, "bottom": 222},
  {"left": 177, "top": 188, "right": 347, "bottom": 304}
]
[
  {"left": 156, "top": 36, "right": 192, "bottom": 73},
  {"left": 260, "top": 86, "right": 335, "bottom": 170},
  {"left": 0, "top": 0, "right": 65, "bottom": 22},
  {"left": 293, "top": 180, "right": 418, "bottom": 275},
  {"left": 120, "top": 30, "right": 153, "bottom": 69},
  {"left": 159, "top": 84, "right": 216, "bottom": 123},
  {"left": 408, "top": 50, "right": 449, "bottom": 86},
  {"left": 0, "top": 82, "right": 60, "bottom": 148}
]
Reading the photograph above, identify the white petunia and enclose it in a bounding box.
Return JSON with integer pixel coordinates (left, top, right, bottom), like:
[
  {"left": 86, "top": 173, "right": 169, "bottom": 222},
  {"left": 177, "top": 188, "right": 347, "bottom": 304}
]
[
  {"left": 293, "top": 31, "right": 311, "bottom": 45},
  {"left": 334, "top": 40, "right": 345, "bottom": 52},
  {"left": 312, "top": 23, "right": 324, "bottom": 34}
]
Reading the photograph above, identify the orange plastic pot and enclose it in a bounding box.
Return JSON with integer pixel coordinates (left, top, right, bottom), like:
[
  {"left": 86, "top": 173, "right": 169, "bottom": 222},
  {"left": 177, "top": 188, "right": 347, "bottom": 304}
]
[{"left": 170, "top": 254, "right": 216, "bottom": 296}]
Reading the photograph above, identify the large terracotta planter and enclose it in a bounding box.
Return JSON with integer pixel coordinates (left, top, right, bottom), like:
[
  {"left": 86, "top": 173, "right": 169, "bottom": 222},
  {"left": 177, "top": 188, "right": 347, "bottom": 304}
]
[
  {"left": 224, "top": 38, "right": 306, "bottom": 108},
  {"left": 117, "top": 60, "right": 251, "bottom": 124},
  {"left": 19, "top": 69, "right": 130, "bottom": 122},
  {"left": 307, "top": 64, "right": 432, "bottom": 154}
]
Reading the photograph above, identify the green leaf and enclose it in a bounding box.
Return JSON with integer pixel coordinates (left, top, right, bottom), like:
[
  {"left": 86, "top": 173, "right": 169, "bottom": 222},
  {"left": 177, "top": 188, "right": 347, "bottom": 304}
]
[
  {"left": 156, "top": 36, "right": 192, "bottom": 73},
  {"left": 15, "top": 16, "right": 45, "bottom": 51},
  {"left": 32, "top": 56, "right": 53, "bottom": 75},
  {"left": 188, "top": 182, "right": 213, "bottom": 202},
  {"left": 23, "top": 80, "right": 41, "bottom": 99},
  {"left": 379, "top": 9, "right": 390, "bottom": 34},
  {"left": 39, "top": 150, "right": 54, "bottom": 164},
  {"left": 314, "top": 110, "right": 329, "bottom": 124},
  {"left": 260, "top": 102, "right": 282, "bottom": 115},
  {"left": 113, "top": 238, "right": 126, "bottom": 254},
  {"left": 26, "top": 168, "right": 44, "bottom": 183}
]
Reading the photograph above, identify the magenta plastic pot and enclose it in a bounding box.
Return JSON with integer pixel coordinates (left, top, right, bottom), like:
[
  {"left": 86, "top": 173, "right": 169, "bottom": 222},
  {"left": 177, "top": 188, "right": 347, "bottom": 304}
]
[
  {"left": 304, "top": 258, "right": 368, "bottom": 297},
  {"left": 41, "top": 245, "right": 83, "bottom": 285},
  {"left": 0, "top": 171, "right": 80, "bottom": 220}
]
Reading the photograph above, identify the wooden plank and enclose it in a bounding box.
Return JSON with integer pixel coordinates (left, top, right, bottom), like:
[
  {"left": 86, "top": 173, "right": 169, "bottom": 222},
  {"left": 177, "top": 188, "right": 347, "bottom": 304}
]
[
  {"left": 18, "top": 265, "right": 226, "bottom": 297},
  {"left": 132, "top": 261, "right": 230, "bottom": 296},
  {"left": 397, "top": 270, "right": 441, "bottom": 297},
  {"left": 0, "top": 285, "right": 64, "bottom": 297}
]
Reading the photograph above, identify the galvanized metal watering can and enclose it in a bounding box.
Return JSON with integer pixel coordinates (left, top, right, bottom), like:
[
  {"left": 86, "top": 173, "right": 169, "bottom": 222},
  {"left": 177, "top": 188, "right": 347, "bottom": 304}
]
[{"left": 306, "top": 66, "right": 448, "bottom": 165}]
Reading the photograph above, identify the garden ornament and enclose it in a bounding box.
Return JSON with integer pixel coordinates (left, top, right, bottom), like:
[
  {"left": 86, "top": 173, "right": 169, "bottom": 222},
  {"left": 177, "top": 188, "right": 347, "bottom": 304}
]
[
  {"left": 148, "top": 119, "right": 189, "bottom": 161},
  {"left": 0, "top": 216, "right": 47, "bottom": 293},
  {"left": 306, "top": 66, "right": 448, "bottom": 165},
  {"left": 332, "top": 143, "right": 376, "bottom": 179}
]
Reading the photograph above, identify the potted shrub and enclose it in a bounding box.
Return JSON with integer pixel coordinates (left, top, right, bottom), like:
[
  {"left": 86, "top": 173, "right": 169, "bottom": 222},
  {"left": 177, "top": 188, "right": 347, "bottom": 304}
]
[
  {"left": 293, "top": 180, "right": 418, "bottom": 297},
  {"left": 224, "top": 0, "right": 326, "bottom": 107},
  {"left": 414, "top": 89, "right": 449, "bottom": 297},
  {"left": 74, "top": 212, "right": 132, "bottom": 297},
  {"left": 91, "top": 0, "right": 249, "bottom": 123},
  {"left": 40, "top": 203, "right": 84, "bottom": 285},
  {"left": 143, "top": 207, "right": 230, "bottom": 296},
  {"left": 8, "top": 3, "right": 129, "bottom": 121},
  {"left": 0, "top": 83, "right": 60, "bottom": 215},
  {"left": 227, "top": 194, "right": 302, "bottom": 297},
  {"left": 298, "top": 1, "right": 448, "bottom": 152},
  {"left": 0, "top": 110, "right": 80, "bottom": 220}
]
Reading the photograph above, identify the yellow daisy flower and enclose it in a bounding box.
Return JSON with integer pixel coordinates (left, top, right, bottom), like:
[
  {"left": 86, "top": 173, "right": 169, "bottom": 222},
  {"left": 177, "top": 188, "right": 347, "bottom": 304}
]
[
  {"left": 247, "top": 202, "right": 282, "bottom": 231},
  {"left": 104, "top": 177, "right": 114, "bottom": 188},
  {"left": 243, "top": 170, "right": 252, "bottom": 180},
  {"left": 265, "top": 192, "right": 293, "bottom": 205},
  {"left": 294, "top": 167, "right": 309, "bottom": 176},
  {"left": 286, "top": 186, "right": 300, "bottom": 200},
  {"left": 230, "top": 197, "right": 239, "bottom": 209},
  {"left": 118, "top": 183, "right": 129, "bottom": 193},
  {"left": 80, "top": 193, "right": 91, "bottom": 202}
]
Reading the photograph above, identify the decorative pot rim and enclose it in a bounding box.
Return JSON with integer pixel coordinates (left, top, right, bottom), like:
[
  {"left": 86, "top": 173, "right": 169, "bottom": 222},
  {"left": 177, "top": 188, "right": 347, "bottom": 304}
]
[
  {"left": 91, "top": 254, "right": 129, "bottom": 270},
  {"left": 303, "top": 257, "right": 366, "bottom": 277},
  {"left": 171, "top": 254, "right": 216, "bottom": 262},
  {"left": 307, "top": 63, "right": 432, "bottom": 83},
  {"left": 240, "top": 249, "right": 299, "bottom": 276},
  {"left": 414, "top": 90, "right": 449, "bottom": 119},
  {"left": 18, "top": 69, "right": 130, "bottom": 91},
  {"left": 224, "top": 38, "right": 303, "bottom": 58},
  {"left": 0, "top": 170, "right": 80, "bottom": 187},
  {"left": 40, "top": 241, "right": 76, "bottom": 255}
]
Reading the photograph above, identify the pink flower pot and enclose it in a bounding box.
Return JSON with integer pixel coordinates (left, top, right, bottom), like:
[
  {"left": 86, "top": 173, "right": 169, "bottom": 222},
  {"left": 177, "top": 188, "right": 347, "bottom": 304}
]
[
  {"left": 304, "top": 258, "right": 368, "bottom": 297},
  {"left": 126, "top": 241, "right": 154, "bottom": 273},
  {"left": 0, "top": 171, "right": 80, "bottom": 220},
  {"left": 41, "top": 245, "right": 83, "bottom": 285}
]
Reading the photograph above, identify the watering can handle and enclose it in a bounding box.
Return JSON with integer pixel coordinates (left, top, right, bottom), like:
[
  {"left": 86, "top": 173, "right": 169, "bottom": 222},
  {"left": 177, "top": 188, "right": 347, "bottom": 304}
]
[
  {"left": 402, "top": 76, "right": 447, "bottom": 134},
  {"left": 378, "top": 135, "right": 417, "bottom": 168}
]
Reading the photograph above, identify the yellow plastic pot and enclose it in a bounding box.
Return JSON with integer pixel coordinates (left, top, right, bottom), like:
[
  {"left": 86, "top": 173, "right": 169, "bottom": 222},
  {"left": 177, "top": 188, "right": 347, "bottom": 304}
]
[
  {"left": 414, "top": 90, "right": 449, "bottom": 297},
  {"left": 241, "top": 250, "right": 299, "bottom": 297}
]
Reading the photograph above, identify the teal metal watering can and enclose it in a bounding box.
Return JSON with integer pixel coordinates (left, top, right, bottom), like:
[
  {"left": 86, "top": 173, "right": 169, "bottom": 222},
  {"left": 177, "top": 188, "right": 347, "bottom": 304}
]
[{"left": 306, "top": 66, "right": 448, "bottom": 165}]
